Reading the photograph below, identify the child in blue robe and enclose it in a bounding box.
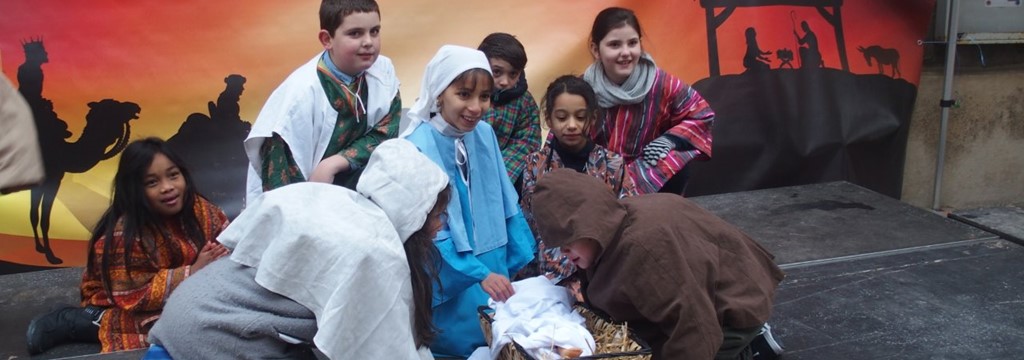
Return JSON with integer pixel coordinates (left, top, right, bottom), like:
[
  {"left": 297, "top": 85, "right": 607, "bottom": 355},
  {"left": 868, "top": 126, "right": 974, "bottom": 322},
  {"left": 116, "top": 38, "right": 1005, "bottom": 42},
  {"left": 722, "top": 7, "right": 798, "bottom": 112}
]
[{"left": 402, "top": 45, "right": 535, "bottom": 358}]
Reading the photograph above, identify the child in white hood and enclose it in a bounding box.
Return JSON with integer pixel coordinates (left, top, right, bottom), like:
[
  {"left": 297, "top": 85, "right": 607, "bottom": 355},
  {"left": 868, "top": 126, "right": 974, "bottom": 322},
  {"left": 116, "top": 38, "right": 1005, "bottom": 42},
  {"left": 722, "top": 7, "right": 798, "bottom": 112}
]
[{"left": 147, "top": 139, "right": 449, "bottom": 360}]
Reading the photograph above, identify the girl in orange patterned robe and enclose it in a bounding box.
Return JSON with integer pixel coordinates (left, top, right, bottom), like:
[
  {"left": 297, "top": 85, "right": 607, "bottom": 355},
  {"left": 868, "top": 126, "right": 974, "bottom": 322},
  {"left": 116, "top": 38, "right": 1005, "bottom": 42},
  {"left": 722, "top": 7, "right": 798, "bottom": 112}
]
[{"left": 79, "top": 138, "right": 230, "bottom": 352}]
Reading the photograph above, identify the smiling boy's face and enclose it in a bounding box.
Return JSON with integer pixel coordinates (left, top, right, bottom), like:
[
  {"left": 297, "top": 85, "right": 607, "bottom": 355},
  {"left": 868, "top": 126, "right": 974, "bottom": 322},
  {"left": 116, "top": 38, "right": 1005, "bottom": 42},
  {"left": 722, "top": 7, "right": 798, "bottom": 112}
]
[{"left": 319, "top": 11, "right": 381, "bottom": 76}]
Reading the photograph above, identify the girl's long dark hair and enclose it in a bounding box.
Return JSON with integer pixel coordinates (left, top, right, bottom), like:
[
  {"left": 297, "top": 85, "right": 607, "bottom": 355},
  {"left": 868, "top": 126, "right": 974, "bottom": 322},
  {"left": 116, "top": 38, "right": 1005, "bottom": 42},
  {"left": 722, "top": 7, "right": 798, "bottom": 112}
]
[
  {"left": 404, "top": 186, "right": 450, "bottom": 347},
  {"left": 86, "top": 137, "right": 206, "bottom": 305}
]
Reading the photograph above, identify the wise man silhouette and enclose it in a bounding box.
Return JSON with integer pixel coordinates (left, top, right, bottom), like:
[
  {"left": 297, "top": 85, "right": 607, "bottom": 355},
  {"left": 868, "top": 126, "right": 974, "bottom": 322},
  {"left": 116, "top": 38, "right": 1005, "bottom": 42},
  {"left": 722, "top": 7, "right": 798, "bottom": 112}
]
[
  {"left": 209, "top": 74, "right": 246, "bottom": 123},
  {"left": 18, "top": 38, "right": 46, "bottom": 101},
  {"left": 18, "top": 39, "right": 140, "bottom": 264},
  {"left": 167, "top": 74, "right": 252, "bottom": 218}
]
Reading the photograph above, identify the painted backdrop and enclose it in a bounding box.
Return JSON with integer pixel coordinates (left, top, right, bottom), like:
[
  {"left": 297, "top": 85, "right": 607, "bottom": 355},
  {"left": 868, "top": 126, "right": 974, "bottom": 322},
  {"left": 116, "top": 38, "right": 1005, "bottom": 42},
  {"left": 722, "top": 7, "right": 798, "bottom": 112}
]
[{"left": 0, "top": 0, "right": 934, "bottom": 270}]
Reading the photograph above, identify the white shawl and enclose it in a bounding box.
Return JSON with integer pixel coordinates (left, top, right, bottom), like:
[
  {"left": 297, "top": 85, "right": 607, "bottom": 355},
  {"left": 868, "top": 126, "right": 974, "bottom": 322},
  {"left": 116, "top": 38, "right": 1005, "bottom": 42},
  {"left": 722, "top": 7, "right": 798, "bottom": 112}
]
[{"left": 222, "top": 139, "right": 446, "bottom": 360}]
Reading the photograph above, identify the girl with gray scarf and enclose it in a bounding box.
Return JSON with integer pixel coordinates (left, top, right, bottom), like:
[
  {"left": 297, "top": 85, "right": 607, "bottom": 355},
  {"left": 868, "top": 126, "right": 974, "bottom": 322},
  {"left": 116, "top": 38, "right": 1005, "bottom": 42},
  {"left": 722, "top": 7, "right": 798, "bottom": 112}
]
[{"left": 583, "top": 7, "right": 716, "bottom": 195}]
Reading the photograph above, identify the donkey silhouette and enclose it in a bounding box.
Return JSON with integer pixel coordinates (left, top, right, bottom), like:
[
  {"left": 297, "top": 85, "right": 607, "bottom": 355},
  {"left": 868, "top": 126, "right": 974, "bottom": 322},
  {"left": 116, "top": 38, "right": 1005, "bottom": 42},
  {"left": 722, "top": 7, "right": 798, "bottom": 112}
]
[{"left": 858, "top": 45, "right": 901, "bottom": 79}]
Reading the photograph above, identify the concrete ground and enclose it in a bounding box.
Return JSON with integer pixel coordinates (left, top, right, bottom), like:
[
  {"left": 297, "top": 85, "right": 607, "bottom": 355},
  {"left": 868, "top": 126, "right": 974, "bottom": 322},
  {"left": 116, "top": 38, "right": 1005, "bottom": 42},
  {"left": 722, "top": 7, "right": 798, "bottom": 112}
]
[
  {"left": 692, "top": 181, "right": 1023, "bottom": 359},
  {"left": 950, "top": 205, "right": 1024, "bottom": 246}
]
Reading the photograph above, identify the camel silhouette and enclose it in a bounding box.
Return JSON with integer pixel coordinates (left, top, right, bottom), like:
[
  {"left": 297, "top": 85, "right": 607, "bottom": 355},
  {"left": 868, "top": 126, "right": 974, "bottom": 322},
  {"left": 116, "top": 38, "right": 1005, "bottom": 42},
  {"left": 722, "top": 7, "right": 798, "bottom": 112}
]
[
  {"left": 858, "top": 45, "right": 901, "bottom": 78},
  {"left": 18, "top": 39, "right": 140, "bottom": 264}
]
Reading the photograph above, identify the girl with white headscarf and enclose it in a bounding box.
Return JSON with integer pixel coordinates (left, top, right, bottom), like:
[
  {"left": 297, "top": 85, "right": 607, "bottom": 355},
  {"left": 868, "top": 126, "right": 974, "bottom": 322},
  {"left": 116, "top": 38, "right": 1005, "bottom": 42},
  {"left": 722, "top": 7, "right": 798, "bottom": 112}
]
[{"left": 402, "top": 45, "right": 535, "bottom": 358}]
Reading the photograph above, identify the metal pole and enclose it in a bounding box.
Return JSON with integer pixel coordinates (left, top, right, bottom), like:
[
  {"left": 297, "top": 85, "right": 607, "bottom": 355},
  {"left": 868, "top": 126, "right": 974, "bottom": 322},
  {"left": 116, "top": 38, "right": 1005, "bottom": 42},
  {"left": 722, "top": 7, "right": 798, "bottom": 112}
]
[{"left": 932, "top": 0, "right": 960, "bottom": 210}]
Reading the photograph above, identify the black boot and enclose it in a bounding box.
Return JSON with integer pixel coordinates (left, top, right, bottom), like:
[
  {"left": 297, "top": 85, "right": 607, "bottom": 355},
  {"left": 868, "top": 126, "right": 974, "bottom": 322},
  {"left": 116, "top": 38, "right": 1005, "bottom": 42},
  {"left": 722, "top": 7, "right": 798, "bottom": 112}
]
[
  {"left": 750, "top": 323, "right": 784, "bottom": 360},
  {"left": 26, "top": 305, "right": 102, "bottom": 355}
]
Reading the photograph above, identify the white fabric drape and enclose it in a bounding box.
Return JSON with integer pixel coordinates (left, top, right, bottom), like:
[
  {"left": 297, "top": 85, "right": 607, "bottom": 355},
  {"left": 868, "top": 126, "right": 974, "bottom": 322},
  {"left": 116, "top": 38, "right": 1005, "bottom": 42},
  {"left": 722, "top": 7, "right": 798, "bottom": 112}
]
[{"left": 222, "top": 139, "right": 446, "bottom": 360}]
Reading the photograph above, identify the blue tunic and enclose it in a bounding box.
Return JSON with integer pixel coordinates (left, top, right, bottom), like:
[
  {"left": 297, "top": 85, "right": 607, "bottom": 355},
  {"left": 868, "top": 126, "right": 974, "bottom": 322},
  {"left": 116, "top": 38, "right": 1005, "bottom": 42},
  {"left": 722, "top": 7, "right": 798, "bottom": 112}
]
[{"left": 406, "top": 119, "right": 535, "bottom": 357}]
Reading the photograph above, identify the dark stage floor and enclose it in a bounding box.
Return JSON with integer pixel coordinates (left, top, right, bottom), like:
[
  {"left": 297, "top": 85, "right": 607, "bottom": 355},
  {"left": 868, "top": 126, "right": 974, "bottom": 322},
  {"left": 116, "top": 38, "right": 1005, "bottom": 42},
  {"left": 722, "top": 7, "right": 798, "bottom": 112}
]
[
  {"left": 2, "top": 181, "right": 1021, "bottom": 359},
  {"left": 951, "top": 205, "right": 1024, "bottom": 246}
]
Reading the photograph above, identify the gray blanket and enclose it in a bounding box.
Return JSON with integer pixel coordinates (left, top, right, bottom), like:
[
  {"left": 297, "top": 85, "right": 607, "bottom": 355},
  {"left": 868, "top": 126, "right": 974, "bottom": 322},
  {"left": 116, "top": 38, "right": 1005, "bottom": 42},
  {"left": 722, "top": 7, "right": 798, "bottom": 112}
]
[{"left": 148, "top": 258, "right": 317, "bottom": 359}]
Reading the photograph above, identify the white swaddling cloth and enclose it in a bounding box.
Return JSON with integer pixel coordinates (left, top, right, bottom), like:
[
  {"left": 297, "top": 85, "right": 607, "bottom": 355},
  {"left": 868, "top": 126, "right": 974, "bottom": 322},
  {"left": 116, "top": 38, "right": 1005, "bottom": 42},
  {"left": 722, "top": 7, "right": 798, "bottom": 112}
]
[{"left": 487, "top": 276, "right": 596, "bottom": 360}]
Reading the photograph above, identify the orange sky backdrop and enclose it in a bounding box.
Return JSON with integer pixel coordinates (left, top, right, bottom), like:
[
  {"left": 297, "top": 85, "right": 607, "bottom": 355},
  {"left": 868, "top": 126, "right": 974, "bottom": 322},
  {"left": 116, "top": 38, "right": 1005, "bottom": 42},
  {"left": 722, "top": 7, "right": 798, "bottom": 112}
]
[{"left": 0, "top": 0, "right": 934, "bottom": 266}]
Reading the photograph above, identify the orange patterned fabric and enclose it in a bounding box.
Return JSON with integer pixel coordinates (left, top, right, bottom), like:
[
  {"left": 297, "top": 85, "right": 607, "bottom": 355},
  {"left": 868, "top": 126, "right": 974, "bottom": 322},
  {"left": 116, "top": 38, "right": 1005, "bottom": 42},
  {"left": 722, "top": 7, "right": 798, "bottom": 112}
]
[{"left": 80, "top": 196, "right": 228, "bottom": 352}]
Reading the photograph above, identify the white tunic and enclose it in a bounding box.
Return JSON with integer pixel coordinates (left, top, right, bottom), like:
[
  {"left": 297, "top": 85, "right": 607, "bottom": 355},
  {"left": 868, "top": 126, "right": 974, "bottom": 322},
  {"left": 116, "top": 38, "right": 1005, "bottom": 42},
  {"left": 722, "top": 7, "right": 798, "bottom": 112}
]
[{"left": 243, "top": 52, "right": 399, "bottom": 205}]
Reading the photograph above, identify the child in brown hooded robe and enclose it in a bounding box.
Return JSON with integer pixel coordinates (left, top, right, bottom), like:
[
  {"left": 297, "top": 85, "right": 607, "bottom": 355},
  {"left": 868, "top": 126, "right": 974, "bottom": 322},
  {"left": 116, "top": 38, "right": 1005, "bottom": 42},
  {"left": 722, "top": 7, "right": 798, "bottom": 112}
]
[{"left": 530, "top": 169, "right": 785, "bottom": 360}]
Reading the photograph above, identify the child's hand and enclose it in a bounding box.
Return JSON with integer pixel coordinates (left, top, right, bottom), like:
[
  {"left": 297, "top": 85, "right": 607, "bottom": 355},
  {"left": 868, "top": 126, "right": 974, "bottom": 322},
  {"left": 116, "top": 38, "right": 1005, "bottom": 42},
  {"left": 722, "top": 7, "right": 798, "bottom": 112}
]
[
  {"left": 192, "top": 242, "right": 229, "bottom": 272},
  {"left": 309, "top": 155, "right": 351, "bottom": 183},
  {"left": 481, "top": 273, "right": 514, "bottom": 302},
  {"left": 566, "top": 279, "right": 585, "bottom": 303}
]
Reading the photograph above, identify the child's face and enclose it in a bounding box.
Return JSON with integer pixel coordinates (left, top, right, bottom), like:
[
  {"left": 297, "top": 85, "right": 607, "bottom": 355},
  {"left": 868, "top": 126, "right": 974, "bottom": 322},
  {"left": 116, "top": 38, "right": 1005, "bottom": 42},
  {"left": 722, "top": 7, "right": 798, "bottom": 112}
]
[
  {"left": 488, "top": 58, "right": 521, "bottom": 91},
  {"left": 439, "top": 73, "right": 493, "bottom": 132},
  {"left": 560, "top": 238, "right": 602, "bottom": 270},
  {"left": 425, "top": 208, "right": 447, "bottom": 239},
  {"left": 547, "top": 93, "right": 591, "bottom": 152},
  {"left": 144, "top": 153, "right": 186, "bottom": 218},
  {"left": 590, "top": 24, "right": 642, "bottom": 85},
  {"left": 319, "top": 11, "right": 381, "bottom": 76}
]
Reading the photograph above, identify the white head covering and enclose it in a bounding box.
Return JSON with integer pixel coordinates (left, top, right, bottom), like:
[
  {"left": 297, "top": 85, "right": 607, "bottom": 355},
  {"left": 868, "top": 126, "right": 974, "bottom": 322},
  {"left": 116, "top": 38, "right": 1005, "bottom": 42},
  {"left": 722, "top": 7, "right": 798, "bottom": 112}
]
[
  {"left": 357, "top": 138, "right": 449, "bottom": 242},
  {"left": 399, "top": 45, "right": 492, "bottom": 138},
  {"left": 220, "top": 138, "right": 447, "bottom": 360}
]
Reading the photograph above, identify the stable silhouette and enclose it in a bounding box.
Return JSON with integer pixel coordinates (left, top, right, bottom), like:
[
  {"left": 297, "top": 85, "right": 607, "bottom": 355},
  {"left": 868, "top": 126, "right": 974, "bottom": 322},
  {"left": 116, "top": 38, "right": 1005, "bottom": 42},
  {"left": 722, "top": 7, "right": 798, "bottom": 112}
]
[
  {"left": 17, "top": 39, "right": 139, "bottom": 264},
  {"left": 672, "top": 2, "right": 920, "bottom": 200},
  {"left": 701, "top": 0, "right": 851, "bottom": 76},
  {"left": 858, "top": 45, "right": 901, "bottom": 78}
]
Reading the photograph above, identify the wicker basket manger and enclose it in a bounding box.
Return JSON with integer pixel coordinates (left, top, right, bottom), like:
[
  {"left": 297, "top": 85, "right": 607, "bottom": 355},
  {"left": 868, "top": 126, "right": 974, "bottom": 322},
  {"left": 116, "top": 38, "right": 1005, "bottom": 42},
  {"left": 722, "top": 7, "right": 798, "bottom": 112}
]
[{"left": 477, "top": 305, "right": 653, "bottom": 360}]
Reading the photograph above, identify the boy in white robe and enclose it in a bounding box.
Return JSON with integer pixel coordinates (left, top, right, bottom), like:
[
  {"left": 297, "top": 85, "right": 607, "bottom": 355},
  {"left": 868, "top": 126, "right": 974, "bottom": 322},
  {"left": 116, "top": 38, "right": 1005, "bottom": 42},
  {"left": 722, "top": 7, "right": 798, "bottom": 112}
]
[{"left": 244, "top": 0, "right": 401, "bottom": 204}]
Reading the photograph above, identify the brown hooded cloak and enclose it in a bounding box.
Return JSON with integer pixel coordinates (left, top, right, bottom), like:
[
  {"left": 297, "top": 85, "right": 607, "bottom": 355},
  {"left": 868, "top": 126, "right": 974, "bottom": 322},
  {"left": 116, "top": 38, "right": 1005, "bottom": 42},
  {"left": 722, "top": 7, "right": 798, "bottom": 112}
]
[{"left": 532, "top": 169, "right": 784, "bottom": 359}]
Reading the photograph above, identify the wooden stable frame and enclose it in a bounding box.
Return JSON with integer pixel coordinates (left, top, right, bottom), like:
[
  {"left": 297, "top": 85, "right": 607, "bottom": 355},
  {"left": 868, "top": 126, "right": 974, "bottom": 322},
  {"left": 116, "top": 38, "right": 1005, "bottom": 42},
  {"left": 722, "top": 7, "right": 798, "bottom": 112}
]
[{"left": 699, "top": 0, "right": 849, "bottom": 76}]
